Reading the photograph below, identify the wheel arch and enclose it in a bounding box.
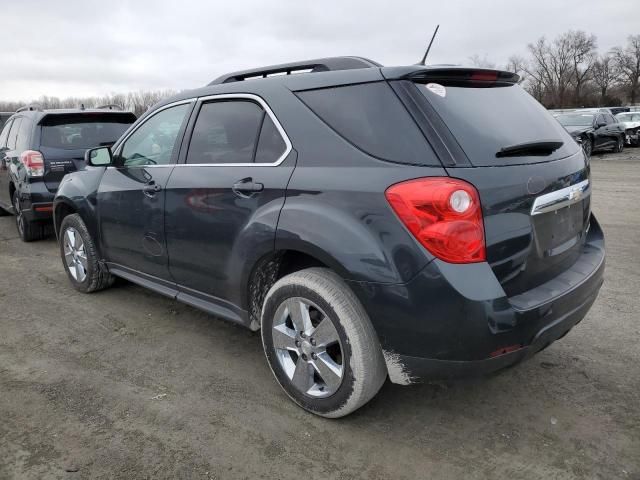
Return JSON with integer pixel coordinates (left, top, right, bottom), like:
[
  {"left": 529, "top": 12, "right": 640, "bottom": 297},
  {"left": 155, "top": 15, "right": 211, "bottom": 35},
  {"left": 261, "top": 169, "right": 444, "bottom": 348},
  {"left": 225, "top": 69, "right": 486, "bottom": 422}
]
[{"left": 244, "top": 247, "right": 347, "bottom": 330}]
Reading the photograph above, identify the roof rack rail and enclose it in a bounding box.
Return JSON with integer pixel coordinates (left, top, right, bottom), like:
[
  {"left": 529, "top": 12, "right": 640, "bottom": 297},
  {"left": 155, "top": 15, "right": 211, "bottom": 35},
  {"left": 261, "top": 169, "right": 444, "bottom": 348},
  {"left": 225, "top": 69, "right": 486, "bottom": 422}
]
[
  {"left": 16, "top": 104, "right": 43, "bottom": 113},
  {"left": 97, "top": 104, "right": 124, "bottom": 110},
  {"left": 209, "top": 56, "right": 382, "bottom": 85}
]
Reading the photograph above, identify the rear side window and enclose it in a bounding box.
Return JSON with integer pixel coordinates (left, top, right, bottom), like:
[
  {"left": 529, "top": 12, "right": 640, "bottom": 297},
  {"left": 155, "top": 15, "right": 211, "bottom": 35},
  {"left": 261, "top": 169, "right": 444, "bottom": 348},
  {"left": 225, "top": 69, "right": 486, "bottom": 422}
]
[
  {"left": 187, "top": 100, "right": 281, "bottom": 165},
  {"left": 40, "top": 114, "right": 135, "bottom": 150},
  {"left": 255, "top": 115, "right": 287, "bottom": 163},
  {"left": 0, "top": 120, "right": 12, "bottom": 147},
  {"left": 416, "top": 82, "right": 578, "bottom": 166},
  {"left": 16, "top": 118, "right": 32, "bottom": 151},
  {"left": 6, "top": 117, "right": 22, "bottom": 150},
  {"left": 296, "top": 82, "right": 434, "bottom": 165}
]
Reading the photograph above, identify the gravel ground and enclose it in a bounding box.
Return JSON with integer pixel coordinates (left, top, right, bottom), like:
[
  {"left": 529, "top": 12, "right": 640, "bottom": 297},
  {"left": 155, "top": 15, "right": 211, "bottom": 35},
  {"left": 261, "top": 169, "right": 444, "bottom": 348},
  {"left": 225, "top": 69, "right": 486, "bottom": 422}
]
[{"left": 0, "top": 149, "right": 639, "bottom": 480}]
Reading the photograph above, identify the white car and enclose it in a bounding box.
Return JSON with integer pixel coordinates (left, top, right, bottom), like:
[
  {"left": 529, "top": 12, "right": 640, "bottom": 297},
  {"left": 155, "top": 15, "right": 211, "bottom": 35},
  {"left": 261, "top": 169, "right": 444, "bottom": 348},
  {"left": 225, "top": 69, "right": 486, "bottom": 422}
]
[{"left": 615, "top": 112, "right": 640, "bottom": 146}]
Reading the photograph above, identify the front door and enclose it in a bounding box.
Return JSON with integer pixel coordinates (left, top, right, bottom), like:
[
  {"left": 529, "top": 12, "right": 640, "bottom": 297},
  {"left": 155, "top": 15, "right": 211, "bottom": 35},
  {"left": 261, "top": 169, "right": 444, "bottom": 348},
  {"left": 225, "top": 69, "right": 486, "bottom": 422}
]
[
  {"left": 98, "top": 102, "right": 193, "bottom": 280},
  {"left": 165, "top": 96, "right": 295, "bottom": 306}
]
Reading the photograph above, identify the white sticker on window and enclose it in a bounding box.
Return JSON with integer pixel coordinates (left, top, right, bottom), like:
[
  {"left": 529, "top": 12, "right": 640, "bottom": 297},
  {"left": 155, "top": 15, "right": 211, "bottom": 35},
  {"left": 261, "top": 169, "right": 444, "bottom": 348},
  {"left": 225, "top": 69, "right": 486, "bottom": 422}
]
[{"left": 425, "top": 83, "right": 446, "bottom": 98}]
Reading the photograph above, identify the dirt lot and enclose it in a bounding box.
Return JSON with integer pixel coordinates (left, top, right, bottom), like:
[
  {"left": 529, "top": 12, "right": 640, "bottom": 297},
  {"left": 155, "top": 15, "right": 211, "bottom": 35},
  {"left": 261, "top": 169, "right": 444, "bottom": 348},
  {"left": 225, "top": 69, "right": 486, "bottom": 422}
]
[{"left": 1, "top": 149, "right": 639, "bottom": 480}]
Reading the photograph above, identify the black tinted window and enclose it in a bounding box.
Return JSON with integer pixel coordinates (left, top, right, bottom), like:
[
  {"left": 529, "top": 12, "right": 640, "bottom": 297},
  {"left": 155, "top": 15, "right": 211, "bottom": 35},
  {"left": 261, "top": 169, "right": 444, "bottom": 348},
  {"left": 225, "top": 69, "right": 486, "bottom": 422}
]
[
  {"left": 416, "top": 82, "right": 578, "bottom": 166},
  {"left": 297, "top": 82, "right": 433, "bottom": 165},
  {"left": 16, "top": 118, "right": 32, "bottom": 151},
  {"left": 41, "top": 114, "right": 135, "bottom": 150},
  {"left": 255, "top": 115, "right": 287, "bottom": 163},
  {"left": 187, "top": 101, "right": 263, "bottom": 164},
  {"left": 0, "top": 120, "right": 12, "bottom": 147},
  {"left": 6, "top": 118, "right": 22, "bottom": 150}
]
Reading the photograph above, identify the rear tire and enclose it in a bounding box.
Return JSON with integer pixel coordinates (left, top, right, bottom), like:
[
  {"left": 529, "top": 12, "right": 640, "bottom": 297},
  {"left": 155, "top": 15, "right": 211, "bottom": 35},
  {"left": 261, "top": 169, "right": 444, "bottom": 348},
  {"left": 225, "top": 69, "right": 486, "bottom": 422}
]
[
  {"left": 59, "top": 213, "right": 114, "bottom": 293},
  {"left": 613, "top": 135, "right": 624, "bottom": 153},
  {"left": 13, "top": 191, "right": 45, "bottom": 242},
  {"left": 261, "top": 267, "right": 387, "bottom": 418}
]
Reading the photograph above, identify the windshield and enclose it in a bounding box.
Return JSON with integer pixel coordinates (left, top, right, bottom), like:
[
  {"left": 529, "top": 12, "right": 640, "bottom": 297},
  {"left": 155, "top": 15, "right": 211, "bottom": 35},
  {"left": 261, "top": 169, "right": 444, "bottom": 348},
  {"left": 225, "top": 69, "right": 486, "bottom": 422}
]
[
  {"left": 616, "top": 113, "right": 640, "bottom": 122},
  {"left": 415, "top": 81, "right": 577, "bottom": 166},
  {"left": 557, "top": 114, "right": 595, "bottom": 127},
  {"left": 40, "top": 114, "right": 135, "bottom": 149}
]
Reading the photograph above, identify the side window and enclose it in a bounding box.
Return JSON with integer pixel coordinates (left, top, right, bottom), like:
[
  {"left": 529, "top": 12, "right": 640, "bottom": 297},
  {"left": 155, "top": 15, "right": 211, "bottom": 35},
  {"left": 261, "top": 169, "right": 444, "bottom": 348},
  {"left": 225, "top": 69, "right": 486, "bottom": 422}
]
[
  {"left": 606, "top": 114, "right": 616, "bottom": 124},
  {"left": 296, "top": 82, "right": 433, "bottom": 165},
  {"left": 16, "top": 118, "right": 31, "bottom": 151},
  {"left": 255, "top": 115, "right": 287, "bottom": 163},
  {"left": 118, "top": 103, "right": 190, "bottom": 167},
  {"left": 6, "top": 118, "right": 22, "bottom": 150},
  {"left": 186, "top": 100, "right": 264, "bottom": 164},
  {"left": 0, "top": 120, "right": 12, "bottom": 148},
  {"left": 595, "top": 114, "right": 605, "bottom": 127}
]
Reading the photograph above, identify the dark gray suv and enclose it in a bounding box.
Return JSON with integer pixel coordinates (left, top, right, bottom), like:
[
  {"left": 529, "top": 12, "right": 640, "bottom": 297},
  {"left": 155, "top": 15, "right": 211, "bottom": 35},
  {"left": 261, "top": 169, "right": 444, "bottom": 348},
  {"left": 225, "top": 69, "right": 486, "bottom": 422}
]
[{"left": 54, "top": 57, "right": 605, "bottom": 417}]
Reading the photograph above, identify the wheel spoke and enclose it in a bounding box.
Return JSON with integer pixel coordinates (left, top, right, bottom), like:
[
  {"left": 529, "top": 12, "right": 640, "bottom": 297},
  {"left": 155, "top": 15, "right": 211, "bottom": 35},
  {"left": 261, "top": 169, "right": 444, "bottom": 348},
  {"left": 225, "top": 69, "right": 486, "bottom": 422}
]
[
  {"left": 65, "top": 229, "right": 76, "bottom": 250},
  {"left": 77, "top": 252, "right": 88, "bottom": 270},
  {"left": 287, "top": 299, "right": 312, "bottom": 334},
  {"left": 313, "top": 352, "right": 343, "bottom": 391},
  {"left": 272, "top": 324, "right": 297, "bottom": 351},
  {"left": 311, "top": 317, "right": 339, "bottom": 348},
  {"left": 64, "top": 251, "right": 75, "bottom": 266},
  {"left": 75, "top": 263, "right": 84, "bottom": 281},
  {"left": 291, "top": 357, "right": 312, "bottom": 393}
]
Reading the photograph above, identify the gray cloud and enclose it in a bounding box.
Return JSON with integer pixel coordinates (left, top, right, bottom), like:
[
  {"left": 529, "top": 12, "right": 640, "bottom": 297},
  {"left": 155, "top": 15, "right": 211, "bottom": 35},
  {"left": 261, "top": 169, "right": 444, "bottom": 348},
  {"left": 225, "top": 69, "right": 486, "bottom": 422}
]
[{"left": 1, "top": 0, "right": 637, "bottom": 101}]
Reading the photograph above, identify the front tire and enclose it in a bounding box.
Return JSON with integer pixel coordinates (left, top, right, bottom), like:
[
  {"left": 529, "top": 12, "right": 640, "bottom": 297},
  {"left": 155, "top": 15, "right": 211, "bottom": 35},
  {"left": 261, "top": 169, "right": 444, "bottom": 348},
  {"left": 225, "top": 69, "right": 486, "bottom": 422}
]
[
  {"left": 582, "top": 137, "right": 592, "bottom": 158},
  {"left": 59, "top": 213, "right": 114, "bottom": 293},
  {"left": 261, "top": 267, "right": 387, "bottom": 418}
]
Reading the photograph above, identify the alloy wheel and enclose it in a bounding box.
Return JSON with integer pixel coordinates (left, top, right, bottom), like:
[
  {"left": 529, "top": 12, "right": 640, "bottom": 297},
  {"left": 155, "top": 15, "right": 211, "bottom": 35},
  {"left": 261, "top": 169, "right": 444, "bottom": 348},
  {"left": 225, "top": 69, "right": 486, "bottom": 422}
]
[
  {"left": 63, "top": 227, "right": 88, "bottom": 282},
  {"left": 271, "top": 297, "right": 344, "bottom": 398}
]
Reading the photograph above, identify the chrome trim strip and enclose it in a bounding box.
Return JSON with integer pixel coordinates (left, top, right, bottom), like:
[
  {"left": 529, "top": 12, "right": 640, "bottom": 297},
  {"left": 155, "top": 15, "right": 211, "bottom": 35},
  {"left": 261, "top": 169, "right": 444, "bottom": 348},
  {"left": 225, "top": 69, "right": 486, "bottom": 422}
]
[
  {"left": 530, "top": 179, "right": 590, "bottom": 216},
  {"left": 111, "top": 93, "right": 292, "bottom": 168}
]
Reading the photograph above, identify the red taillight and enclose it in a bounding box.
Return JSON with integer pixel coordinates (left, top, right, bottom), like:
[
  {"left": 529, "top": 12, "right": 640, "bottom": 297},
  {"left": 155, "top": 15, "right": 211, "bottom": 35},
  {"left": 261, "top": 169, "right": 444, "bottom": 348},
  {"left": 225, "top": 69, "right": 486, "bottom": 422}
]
[
  {"left": 20, "top": 150, "right": 45, "bottom": 177},
  {"left": 385, "top": 177, "right": 486, "bottom": 263}
]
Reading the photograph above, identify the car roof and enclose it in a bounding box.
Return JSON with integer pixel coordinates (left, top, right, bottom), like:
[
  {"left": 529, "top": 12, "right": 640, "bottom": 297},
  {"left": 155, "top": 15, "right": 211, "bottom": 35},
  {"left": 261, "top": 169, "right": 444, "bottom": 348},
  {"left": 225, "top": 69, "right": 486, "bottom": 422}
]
[{"left": 145, "top": 57, "right": 518, "bottom": 121}]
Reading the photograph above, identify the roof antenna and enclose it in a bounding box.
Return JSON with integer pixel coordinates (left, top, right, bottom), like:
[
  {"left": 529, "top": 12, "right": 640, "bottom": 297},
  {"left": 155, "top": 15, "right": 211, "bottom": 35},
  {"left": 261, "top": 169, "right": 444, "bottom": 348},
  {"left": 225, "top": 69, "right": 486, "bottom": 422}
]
[{"left": 418, "top": 25, "right": 440, "bottom": 66}]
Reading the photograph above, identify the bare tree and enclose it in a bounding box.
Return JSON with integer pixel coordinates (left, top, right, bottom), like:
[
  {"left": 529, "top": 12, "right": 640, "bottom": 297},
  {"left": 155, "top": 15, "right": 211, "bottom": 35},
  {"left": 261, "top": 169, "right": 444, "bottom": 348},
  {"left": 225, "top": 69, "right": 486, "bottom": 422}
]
[
  {"left": 566, "top": 31, "right": 597, "bottom": 105},
  {"left": 468, "top": 53, "right": 495, "bottom": 69},
  {"left": 525, "top": 36, "right": 574, "bottom": 107},
  {"left": 505, "top": 54, "right": 527, "bottom": 84},
  {"left": 592, "top": 54, "right": 618, "bottom": 105},
  {"left": 612, "top": 35, "right": 640, "bottom": 104}
]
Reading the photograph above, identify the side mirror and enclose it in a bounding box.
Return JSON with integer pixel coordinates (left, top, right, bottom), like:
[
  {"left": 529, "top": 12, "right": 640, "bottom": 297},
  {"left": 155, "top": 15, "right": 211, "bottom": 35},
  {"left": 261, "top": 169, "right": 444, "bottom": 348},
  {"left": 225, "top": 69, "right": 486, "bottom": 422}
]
[
  {"left": 85, "top": 146, "right": 113, "bottom": 166},
  {"left": 595, "top": 119, "right": 607, "bottom": 128}
]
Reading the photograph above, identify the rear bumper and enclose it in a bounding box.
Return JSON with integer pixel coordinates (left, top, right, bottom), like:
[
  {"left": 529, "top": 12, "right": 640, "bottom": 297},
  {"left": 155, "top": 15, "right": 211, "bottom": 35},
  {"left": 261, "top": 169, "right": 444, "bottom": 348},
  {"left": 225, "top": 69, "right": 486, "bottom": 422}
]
[
  {"left": 350, "top": 215, "right": 605, "bottom": 383},
  {"left": 18, "top": 181, "right": 55, "bottom": 222}
]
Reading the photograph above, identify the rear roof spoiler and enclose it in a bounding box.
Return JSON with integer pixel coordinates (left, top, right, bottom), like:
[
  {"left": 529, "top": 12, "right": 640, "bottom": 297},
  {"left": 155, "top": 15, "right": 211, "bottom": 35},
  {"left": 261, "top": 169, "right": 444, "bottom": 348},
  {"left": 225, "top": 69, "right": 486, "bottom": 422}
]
[
  {"left": 209, "top": 56, "right": 382, "bottom": 85},
  {"left": 382, "top": 66, "right": 520, "bottom": 85}
]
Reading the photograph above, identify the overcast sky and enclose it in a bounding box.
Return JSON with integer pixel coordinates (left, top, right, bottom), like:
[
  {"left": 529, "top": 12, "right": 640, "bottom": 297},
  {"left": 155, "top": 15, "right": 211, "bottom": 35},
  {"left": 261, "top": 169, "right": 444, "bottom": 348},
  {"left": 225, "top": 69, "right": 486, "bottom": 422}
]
[{"left": 0, "top": 0, "right": 637, "bottom": 101}]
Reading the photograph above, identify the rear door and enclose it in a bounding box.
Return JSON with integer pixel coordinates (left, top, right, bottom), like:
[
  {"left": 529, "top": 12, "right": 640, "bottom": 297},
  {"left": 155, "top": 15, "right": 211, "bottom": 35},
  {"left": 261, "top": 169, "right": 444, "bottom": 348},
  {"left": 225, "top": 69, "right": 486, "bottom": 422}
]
[
  {"left": 165, "top": 95, "right": 295, "bottom": 305},
  {"left": 396, "top": 72, "right": 591, "bottom": 296},
  {"left": 0, "top": 117, "right": 22, "bottom": 208},
  {"left": 0, "top": 118, "right": 14, "bottom": 208},
  {"left": 98, "top": 102, "right": 192, "bottom": 280}
]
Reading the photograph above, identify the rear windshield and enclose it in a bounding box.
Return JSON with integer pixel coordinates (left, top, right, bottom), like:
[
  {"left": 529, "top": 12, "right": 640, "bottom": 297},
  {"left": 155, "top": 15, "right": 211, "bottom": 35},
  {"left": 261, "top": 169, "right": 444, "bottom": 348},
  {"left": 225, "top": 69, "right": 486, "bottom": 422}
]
[
  {"left": 416, "top": 82, "right": 578, "bottom": 166},
  {"left": 40, "top": 114, "right": 135, "bottom": 149},
  {"left": 557, "top": 114, "right": 595, "bottom": 126}
]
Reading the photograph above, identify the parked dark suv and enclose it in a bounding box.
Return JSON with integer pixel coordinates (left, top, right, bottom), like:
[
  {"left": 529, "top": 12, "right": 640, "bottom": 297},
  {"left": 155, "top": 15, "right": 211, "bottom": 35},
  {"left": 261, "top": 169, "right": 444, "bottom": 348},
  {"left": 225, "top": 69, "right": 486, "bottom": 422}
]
[
  {"left": 0, "top": 106, "right": 136, "bottom": 241},
  {"left": 54, "top": 57, "right": 605, "bottom": 417}
]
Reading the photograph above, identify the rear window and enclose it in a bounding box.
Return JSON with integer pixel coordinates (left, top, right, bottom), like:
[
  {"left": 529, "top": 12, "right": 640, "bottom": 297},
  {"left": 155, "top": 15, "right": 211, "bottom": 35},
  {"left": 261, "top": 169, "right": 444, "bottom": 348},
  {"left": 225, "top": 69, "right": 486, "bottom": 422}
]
[
  {"left": 296, "top": 82, "right": 436, "bottom": 165},
  {"left": 416, "top": 82, "right": 578, "bottom": 166},
  {"left": 40, "top": 113, "right": 135, "bottom": 149}
]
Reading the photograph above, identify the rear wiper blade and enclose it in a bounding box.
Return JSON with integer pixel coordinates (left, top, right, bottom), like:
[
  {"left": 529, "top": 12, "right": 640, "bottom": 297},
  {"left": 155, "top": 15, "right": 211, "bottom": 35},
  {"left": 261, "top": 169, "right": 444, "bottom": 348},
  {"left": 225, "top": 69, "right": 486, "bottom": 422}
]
[{"left": 496, "top": 140, "right": 564, "bottom": 158}]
